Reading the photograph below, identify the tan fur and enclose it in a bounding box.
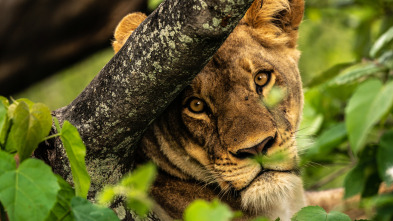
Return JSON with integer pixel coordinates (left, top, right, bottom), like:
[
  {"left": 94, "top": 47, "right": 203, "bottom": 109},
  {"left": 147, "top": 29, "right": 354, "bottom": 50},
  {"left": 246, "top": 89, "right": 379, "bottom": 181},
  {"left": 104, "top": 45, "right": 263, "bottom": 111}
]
[
  {"left": 114, "top": 1, "right": 306, "bottom": 220},
  {"left": 112, "top": 12, "right": 147, "bottom": 53}
]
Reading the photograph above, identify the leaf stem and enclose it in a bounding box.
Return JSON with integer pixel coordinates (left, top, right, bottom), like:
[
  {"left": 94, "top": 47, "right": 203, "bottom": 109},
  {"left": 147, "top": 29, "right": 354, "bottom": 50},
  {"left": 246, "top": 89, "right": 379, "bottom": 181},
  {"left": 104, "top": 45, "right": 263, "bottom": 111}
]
[{"left": 41, "top": 133, "right": 61, "bottom": 142}]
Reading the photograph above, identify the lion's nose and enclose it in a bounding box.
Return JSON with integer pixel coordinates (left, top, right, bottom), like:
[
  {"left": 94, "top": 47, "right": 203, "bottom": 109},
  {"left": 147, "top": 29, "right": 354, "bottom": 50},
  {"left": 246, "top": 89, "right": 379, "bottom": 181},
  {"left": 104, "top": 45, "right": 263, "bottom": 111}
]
[{"left": 232, "top": 136, "right": 275, "bottom": 159}]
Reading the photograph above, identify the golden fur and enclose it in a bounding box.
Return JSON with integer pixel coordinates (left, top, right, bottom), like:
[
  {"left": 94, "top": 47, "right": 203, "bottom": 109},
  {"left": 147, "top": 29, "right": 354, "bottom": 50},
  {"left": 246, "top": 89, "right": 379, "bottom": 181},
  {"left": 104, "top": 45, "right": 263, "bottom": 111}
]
[{"left": 114, "top": 0, "right": 308, "bottom": 220}]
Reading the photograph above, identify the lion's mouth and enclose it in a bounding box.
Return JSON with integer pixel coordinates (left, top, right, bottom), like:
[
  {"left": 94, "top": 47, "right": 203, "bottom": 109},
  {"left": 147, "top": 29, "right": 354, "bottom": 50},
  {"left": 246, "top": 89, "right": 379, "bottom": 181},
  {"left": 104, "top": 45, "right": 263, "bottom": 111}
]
[{"left": 238, "top": 168, "right": 296, "bottom": 192}]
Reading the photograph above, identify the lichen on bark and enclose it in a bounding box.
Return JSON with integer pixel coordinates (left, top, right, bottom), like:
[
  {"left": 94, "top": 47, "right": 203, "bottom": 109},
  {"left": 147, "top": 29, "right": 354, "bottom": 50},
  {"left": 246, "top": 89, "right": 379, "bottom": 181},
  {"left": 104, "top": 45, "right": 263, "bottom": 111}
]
[{"left": 37, "top": 0, "right": 255, "bottom": 198}]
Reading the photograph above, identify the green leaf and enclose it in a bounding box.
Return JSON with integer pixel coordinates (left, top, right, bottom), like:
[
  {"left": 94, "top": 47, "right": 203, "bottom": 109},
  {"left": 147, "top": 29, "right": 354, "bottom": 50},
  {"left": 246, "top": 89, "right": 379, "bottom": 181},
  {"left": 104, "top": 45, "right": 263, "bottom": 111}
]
[
  {"left": 370, "top": 26, "right": 393, "bottom": 58},
  {"left": 378, "top": 51, "right": 393, "bottom": 70},
  {"left": 298, "top": 94, "right": 324, "bottom": 137},
  {"left": 346, "top": 79, "right": 393, "bottom": 153},
  {"left": 327, "top": 63, "right": 386, "bottom": 87},
  {"left": 125, "top": 190, "right": 153, "bottom": 218},
  {"left": 45, "top": 175, "right": 75, "bottom": 221},
  {"left": 291, "top": 206, "right": 326, "bottom": 221},
  {"left": 0, "top": 158, "right": 60, "bottom": 221},
  {"left": 344, "top": 163, "right": 366, "bottom": 198},
  {"left": 0, "top": 151, "right": 15, "bottom": 175},
  {"left": 0, "top": 97, "right": 10, "bottom": 149},
  {"left": 97, "top": 163, "right": 157, "bottom": 218},
  {"left": 306, "top": 123, "right": 347, "bottom": 157},
  {"left": 60, "top": 121, "right": 91, "bottom": 198},
  {"left": 70, "top": 197, "right": 119, "bottom": 221},
  {"left": 5, "top": 101, "right": 52, "bottom": 161},
  {"left": 250, "top": 217, "right": 270, "bottom": 221},
  {"left": 325, "top": 211, "right": 352, "bottom": 221},
  {"left": 307, "top": 62, "right": 354, "bottom": 87},
  {"left": 263, "top": 86, "right": 286, "bottom": 108},
  {"left": 291, "top": 206, "right": 351, "bottom": 221},
  {"left": 121, "top": 162, "right": 157, "bottom": 192},
  {"left": 377, "top": 130, "right": 393, "bottom": 185},
  {"left": 122, "top": 163, "right": 156, "bottom": 217},
  {"left": 147, "top": 0, "right": 163, "bottom": 11},
  {"left": 184, "top": 199, "right": 235, "bottom": 221}
]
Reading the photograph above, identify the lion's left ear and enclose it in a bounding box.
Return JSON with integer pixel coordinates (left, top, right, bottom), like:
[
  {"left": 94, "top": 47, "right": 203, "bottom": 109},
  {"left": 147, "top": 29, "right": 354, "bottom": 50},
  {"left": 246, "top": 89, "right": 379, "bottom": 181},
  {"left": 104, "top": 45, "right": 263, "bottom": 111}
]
[
  {"left": 112, "top": 12, "right": 147, "bottom": 53},
  {"left": 241, "top": 0, "right": 304, "bottom": 48}
]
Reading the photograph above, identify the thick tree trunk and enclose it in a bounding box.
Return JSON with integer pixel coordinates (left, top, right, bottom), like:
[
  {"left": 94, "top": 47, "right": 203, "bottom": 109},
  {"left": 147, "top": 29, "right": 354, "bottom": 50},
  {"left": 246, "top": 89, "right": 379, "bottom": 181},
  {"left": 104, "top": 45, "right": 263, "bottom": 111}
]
[
  {"left": 35, "top": 0, "right": 255, "bottom": 198},
  {"left": 0, "top": 0, "right": 147, "bottom": 95}
]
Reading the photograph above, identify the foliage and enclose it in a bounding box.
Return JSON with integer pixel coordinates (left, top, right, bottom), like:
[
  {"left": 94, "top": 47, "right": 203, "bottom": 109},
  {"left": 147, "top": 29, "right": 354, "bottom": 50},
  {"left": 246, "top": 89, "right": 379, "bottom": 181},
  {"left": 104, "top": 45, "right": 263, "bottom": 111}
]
[
  {"left": 292, "top": 206, "right": 351, "bottom": 221},
  {"left": 97, "top": 162, "right": 157, "bottom": 217},
  {"left": 0, "top": 98, "right": 119, "bottom": 221},
  {"left": 55, "top": 119, "right": 91, "bottom": 199},
  {"left": 299, "top": 0, "right": 393, "bottom": 220},
  {"left": 183, "top": 199, "right": 238, "bottom": 221}
]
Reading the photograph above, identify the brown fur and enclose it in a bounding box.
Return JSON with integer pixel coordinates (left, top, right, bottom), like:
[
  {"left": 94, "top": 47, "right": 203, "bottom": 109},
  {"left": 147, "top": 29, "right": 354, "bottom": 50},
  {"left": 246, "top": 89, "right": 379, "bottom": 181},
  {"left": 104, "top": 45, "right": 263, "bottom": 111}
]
[{"left": 114, "top": 1, "right": 308, "bottom": 220}]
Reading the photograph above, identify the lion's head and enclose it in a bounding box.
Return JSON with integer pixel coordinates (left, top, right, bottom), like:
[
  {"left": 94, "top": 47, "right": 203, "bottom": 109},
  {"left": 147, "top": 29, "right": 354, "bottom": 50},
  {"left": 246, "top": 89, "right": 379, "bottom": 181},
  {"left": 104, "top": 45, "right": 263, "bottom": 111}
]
[{"left": 113, "top": 0, "right": 305, "bottom": 219}]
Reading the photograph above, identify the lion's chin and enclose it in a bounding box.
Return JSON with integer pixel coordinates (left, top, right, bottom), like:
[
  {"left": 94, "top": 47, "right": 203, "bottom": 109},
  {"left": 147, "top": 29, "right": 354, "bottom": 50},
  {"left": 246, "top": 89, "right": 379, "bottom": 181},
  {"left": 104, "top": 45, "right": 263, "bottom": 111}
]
[{"left": 240, "top": 171, "right": 305, "bottom": 221}]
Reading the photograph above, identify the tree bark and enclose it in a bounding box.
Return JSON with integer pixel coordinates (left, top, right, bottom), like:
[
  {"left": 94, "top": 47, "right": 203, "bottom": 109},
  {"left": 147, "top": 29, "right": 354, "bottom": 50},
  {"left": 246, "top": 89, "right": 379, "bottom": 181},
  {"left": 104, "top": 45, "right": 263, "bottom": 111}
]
[
  {"left": 36, "top": 0, "right": 254, "bottom": 198},
  {"left": 0, "top": 0, "right": 147, "bottom": 95}
]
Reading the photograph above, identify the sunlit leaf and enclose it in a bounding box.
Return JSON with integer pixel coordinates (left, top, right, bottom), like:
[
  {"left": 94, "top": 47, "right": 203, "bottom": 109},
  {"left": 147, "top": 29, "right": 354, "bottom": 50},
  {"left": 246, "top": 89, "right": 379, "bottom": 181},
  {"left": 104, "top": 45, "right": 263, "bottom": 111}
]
[
  {"left": 97, "top": 163, "right": 156, "bottom": 218},
  {"left": 70, "top": 197, "right": 119, "bottom": 221},
  {"left": 345, "top": 79, "right": 393, "bottom": 153},
  {"left": 60, "top": 121, "right": 91, "bottom": 199},
  {"left": 370, "top": 26, "right": 393, "bottom": 58},
  {"left": 377, "top": 130, "right": 393, "bottom": 185},
  {"left": 147, "top": 0, "right": 163, "bottom": 11},
  {"left": 263, "top": 86, "right": 286, "bottom": 108},
  {"left": 254, "top": 150, "right": 288, "bottom": 166},
  {"left": 97, "top": 186, "right": 115, "bottom": 206},
  {"left": 184, "top": 199, "right": 234, "bottom": 221},
  {"left": 0, "top": 97, "right": 9, "bottom": 149},
  {"left": 292, "top": 206, "right": 351, "bottom": 221},
  {"left": 0, "top": 158, "right": 60, "bottom": 221},
  {"left": 125, "top": 190, "right": 153, "bottom": 218},
  {"left": 121, "top": 162, "right": 157, "bottom": 192},
  {"left": 5, "top": 101, "right": 52, "bottom": 161},
  {"left": 327, "top": 63, "right": 386, "bottom": 87}
]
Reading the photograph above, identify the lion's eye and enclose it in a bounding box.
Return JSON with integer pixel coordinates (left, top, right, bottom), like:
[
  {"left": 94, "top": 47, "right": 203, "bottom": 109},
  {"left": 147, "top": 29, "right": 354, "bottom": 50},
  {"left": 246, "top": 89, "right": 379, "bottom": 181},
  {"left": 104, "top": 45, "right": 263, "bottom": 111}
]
[
  {"left": 254, "top": 72, "right": 270, "bottom": 86},
  {"left": 254, "top": 71, "right": 271, "bottom": 95},
  {"left": 188, "top": 98, "right": 205, "bottom": 113}
]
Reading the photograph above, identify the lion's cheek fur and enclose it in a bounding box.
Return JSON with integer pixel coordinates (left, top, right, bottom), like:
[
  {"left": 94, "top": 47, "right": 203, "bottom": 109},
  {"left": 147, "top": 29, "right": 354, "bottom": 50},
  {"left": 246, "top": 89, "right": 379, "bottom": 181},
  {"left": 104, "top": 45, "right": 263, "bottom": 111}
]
[{"left": 240, "top": 172, "right": 306, "bottom": 221}]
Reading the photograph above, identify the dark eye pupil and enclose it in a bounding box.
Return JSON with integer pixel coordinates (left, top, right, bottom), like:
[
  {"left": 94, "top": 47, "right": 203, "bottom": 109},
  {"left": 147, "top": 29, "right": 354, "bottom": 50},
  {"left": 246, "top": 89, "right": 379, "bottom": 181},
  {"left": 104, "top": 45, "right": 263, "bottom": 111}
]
[{"left": 188, "top": 98, "right": 205, "bottom": 113}]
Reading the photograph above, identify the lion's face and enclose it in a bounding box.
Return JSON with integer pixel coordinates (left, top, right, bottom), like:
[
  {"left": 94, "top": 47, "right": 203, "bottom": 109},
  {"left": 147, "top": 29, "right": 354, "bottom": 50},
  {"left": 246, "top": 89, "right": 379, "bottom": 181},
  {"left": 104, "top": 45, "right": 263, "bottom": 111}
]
[
  {"left": 114, "top": 0, "right": 305, "bottom": 218},
  {"left": 180, "top": 25, "right": 303, "bottom": 212},
  {"left": 141, "top": 23, "right": 304, "bottom": 216},
  {"left": 181, "top": 28, "right": 303, "bottom": 190}
]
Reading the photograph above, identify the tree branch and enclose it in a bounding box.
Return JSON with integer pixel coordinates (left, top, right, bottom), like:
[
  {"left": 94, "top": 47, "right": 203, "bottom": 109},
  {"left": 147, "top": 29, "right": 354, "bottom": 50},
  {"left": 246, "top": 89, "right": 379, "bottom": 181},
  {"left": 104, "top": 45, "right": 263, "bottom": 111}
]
[{"left": 36, "top": 0, "right": 255, "bottom": 196}]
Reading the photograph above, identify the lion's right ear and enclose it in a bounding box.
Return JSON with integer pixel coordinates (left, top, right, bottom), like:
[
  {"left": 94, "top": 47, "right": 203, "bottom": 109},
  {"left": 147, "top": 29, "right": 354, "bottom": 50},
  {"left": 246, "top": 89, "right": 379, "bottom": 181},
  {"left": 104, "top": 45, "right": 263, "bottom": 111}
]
[
  {"left": 112, "top": 12, "right": 147, "bottom": 53},
  {"left": 241, "top": 0, "right": 304, "bottom": 48}
]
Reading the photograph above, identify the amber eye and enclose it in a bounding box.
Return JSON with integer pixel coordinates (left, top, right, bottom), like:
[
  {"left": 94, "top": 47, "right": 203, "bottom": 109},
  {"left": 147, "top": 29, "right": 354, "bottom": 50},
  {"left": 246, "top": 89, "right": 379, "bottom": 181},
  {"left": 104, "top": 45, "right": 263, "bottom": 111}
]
[
  {"left": 254, "top": 71, "right": 270, "bottom": 86},
  {"left": 188, "top": 98, "right": 205, "bottom": 113}
]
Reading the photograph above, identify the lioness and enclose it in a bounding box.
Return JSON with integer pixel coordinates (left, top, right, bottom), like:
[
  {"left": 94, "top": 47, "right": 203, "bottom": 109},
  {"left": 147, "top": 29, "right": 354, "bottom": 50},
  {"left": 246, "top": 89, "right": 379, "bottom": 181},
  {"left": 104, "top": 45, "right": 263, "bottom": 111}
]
[{"left": 113, "top": 0, "right": 315, "bottom": 220}]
